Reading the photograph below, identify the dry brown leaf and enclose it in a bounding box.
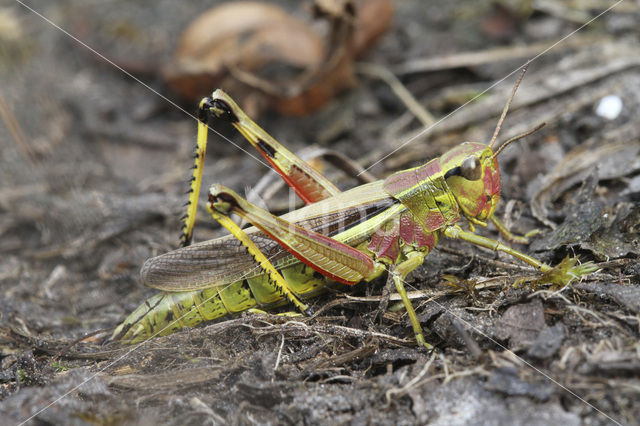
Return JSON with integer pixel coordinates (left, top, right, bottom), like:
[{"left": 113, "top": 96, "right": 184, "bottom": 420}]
[
  {"left": 164, "top": 1, "right": 325, "bottom": 110},
  {"left": 163, "top": 0, "right": 392, "bottom": 116}
]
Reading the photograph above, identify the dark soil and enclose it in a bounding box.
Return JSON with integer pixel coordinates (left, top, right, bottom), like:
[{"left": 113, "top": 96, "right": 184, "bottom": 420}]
[{"left": 1, "top": 1, "right": 639, "bottom": 425}]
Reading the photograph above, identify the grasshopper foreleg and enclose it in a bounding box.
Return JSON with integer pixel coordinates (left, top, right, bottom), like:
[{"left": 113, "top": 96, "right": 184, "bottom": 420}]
[
  {"left": 444, "top": 225, "right": 549, "bottom": 271},
  {"left": 443, "top": 225, "right": 596, "bottom": 286}
]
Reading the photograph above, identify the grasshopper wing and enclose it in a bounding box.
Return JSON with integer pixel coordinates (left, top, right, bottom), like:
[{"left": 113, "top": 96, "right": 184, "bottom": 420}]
[
  {"left": 142, "top": 180, "right": 396, "bottom": 292},
  {"left": 141, "top": 230, "right": 295, "bottom": 292}
]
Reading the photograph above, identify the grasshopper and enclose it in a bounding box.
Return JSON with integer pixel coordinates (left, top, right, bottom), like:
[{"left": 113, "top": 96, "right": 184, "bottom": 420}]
[{"left": 112, "top": 66, "right": 596, "bottom": 346}]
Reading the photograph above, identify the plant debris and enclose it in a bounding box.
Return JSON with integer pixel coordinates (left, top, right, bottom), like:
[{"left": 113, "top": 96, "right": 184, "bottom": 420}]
[{"left": 1, "top": 1, "right": 639, "bottom": 424}]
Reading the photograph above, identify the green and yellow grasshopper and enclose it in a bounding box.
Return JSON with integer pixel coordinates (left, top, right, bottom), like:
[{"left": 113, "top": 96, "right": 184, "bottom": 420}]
[{"left": 112, "top": 66, "right": 596, "bottom": 346}]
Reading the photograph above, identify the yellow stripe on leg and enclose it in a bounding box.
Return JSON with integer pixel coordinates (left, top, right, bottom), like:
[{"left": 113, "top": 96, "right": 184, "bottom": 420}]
[
  {"left": 181, "top": 110, "right": 210, "bottom": 247},
  {"left": 206, "top": 204, "right": 311, "bottom": 315}
]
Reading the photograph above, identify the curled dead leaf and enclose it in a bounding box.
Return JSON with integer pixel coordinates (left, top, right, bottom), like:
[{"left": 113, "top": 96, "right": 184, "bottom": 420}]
[
  {"left": 163, "top": 0, "right": 392, "bottom": 116},
  {"left": 164, "top": 1, "right": 325, "bottom": 113}
]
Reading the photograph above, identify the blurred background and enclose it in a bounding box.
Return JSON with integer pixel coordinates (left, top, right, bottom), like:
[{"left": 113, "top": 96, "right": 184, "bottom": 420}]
[{"left": 1, "top": 0, "right": 639, "bottom": 424}]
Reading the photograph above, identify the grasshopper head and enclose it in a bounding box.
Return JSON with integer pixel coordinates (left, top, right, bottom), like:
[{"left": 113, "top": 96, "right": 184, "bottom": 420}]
[
  {"left": 437, "top": 65, "right": 541, "bottom": 225},
  {"left": 441, "top": 142, "right": 500, "bottom": 223}
]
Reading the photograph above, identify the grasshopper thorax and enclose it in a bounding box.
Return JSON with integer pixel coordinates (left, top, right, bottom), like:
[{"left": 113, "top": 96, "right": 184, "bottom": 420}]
[{"left": 440, "top": 142, "right": 500, "bottom": 223}]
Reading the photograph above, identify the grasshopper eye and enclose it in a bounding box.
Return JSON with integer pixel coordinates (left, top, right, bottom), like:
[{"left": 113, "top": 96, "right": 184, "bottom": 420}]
[{"left": 460, "top": 156, "right": 482, "bottom": 180}]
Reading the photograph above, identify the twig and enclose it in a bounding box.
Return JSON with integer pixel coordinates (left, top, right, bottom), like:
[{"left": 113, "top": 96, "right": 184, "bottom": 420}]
[
  {"left": 396, "top": 35, "right": 600, "bottom": 75},
  {"left": 273, "top": 333, "right": 285, "bottom": 371},
  {"left": 356, "top": 62, "right": 436, "bottom": 126}
]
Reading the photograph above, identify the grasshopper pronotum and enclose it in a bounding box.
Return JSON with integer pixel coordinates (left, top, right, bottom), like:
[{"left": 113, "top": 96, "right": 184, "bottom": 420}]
[{"left": 112, "top": 66, "right": 596, "bottom": 346}]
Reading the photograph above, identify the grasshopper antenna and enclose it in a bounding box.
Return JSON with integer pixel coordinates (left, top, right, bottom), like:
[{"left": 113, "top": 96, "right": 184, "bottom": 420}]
[
  {"left": 493, "top": 122, "right": 546, "bottom": 158},
  {"left": 488, "top": 61, "right": 530, "bottom": 149}
]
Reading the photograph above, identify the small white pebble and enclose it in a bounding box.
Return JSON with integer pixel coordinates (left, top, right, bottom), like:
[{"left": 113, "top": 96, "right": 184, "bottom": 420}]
[{"left": 595, "top": 95, "right": 623, "bottom": 120}]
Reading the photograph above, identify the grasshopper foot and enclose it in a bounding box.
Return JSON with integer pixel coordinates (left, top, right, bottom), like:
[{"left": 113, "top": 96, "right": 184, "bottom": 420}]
[
  {"left": 526, "top": 256, "right": 598, "bottom": 289},
  {"left": 415, "top": 333, "right": 435, "bottom": 351}
]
